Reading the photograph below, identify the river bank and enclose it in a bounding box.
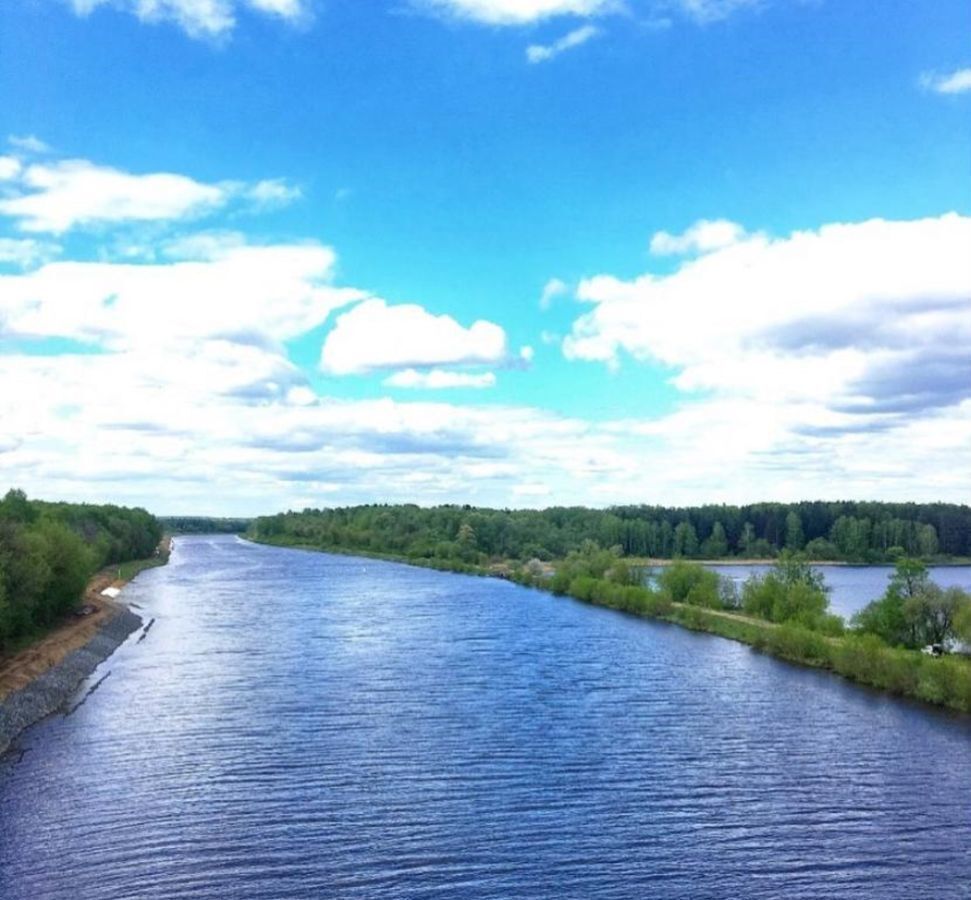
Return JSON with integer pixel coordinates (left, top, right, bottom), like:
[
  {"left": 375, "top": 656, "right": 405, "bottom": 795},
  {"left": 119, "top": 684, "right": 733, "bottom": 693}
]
[
  {"left": 247, "top": 536, "right": 971, "bottom": 716},
  {"left": 0, "top": 538, "right": 172, "bottom": 756}
]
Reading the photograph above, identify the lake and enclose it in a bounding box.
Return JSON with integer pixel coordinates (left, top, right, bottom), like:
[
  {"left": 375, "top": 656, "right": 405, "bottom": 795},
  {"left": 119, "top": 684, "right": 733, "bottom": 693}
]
[{"left": 2, "top": 535, "right": 970, "bottom": 899}]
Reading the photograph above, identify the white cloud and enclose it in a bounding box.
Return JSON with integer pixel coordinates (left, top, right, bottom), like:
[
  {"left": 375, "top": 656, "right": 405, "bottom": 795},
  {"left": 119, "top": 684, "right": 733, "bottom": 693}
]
[
  {"left": 540, "top": 277, "right": 568, "bottom": 309},
  {"left": 649, "top": 218, "right": 748, "bottom": 255},
  {"left": 419, "top": 0, "right": 612, "bottom": 25},
  {"left": 4, "top": 150, "right": 970, "bottom": 512},
  {"left": 7, "top": 135, "right": 51, "bottom": 155},
  {"left": 513, "top": 482, "right": 552, "bottom": 496},
  {"left": 0, "top": 240, "right": 361, "bottom": 351},
  {"left": 565, "top": 214, "right": 971, "bottom": 486},
  {"left": 246, "top": 178, "right": 303, "bottom": 209},
  {"left": 568, "top": 215, "right": 971, "bottom": 382},
  {"left": 419, "top": 0, "right": 765, "bottom": 27},
  {"left": 921, "top": 67, "right": 971, "bottom": 95},
  {"left": 0, "top": 157, "right": 21, "bottom": 181},
  {"left": 676, "top": 0, "right": 761, "bottom": 23},
  {"left": 65, "top": 0, "right": 308, "bottom": 38},
  {"left": 0, "top": 159, "right": 225, "bottom": 233},
  {"left": 0, "top": 238, "right": 62, "bottom": 269},
  {"left": 320, "top": 299, "right": 508, "bottom": 375},
  {"left": 527, "top": 24, "right": 601, "bottom": 63},
  {"left": 0, "top": 157, "right": 300, "bottom": 233},
  {"left": 384, "top": 369, "right": 497, "bottom": 389}
]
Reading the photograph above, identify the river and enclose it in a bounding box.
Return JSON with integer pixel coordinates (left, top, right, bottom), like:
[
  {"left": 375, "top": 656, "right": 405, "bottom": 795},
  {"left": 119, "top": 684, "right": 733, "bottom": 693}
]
[{"left": 2, "top": 535, "right": 970, "bottom": 898}]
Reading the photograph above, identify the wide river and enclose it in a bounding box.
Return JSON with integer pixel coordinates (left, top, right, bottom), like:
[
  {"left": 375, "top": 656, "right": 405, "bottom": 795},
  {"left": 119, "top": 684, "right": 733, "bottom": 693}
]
[{"left": 2, "top": 535, "right": 970, "bottom": 899}]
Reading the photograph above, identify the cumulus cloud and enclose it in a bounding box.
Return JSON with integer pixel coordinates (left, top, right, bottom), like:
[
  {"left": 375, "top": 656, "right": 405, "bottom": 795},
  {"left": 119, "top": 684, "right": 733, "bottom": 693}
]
[
  {"left": 0, "top": 240, "right": 361, "bottom": 350},
  {"left": 565, "top": 214, "right": 971, "bottom": 446},
  {"left": 384, "top": 369, "right": 497, "bottom": 389},
  {"left": 65, "top": 0, "right": 308, "bottom": 38},
  {"left": 3, "top": 146, "right": 969, "bottom": 511},
  {"left": 0, "top": 157, "right": 300, "bottom": 233},
  {"left": 320, "top": 299, "right": 508, "bottom": 375},
  {"left": 649, "top": 218, "right": 748, "bottom": 256},
  {"left": 920, "top": 67, "right": 971, "bottom": 95},
  {"left": 527, "top": 25, "right": 601, "bottom": 63}
]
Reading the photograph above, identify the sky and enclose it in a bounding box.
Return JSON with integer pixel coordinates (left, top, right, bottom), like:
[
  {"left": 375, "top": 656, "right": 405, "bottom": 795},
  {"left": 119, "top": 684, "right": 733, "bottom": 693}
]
[{"left": 0, "top": 0, "right": 969, "bottom": 515}]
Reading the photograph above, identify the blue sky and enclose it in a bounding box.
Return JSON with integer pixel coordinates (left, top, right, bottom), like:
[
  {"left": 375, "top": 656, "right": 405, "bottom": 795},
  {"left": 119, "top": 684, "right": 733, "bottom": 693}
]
[{"left": 0, "top": 0, "right": 969, "bottom": 514}]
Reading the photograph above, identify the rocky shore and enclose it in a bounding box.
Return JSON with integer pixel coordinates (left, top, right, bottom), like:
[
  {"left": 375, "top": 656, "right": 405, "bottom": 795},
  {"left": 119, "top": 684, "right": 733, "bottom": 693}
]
[{"left": 0, "top": 607, "right": 143, "bottom": 758}]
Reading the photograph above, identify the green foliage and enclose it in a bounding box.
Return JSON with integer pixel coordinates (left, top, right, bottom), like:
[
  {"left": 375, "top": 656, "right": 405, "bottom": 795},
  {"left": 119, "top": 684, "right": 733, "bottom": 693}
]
[
  {"left": 956, "top": 602, "right": 971, "bottom": 644},
  {"left": 0, "top": 489, "right": 162, "bottom": 654},
  {"left": 852, "top": 558, "right": 971, "bottom": 650},
  {"left": 160, "top": 516, "right": 250, "bottom": 535},
  {"left": 249, "top": 500, "right": 971, "bottom": 564},
  {"left": 741, "top": 552, "right": 834, "bottom": 630},
  {"left": 785, "top": 511, "right": 805, "bottom": 551},
  {"left": 657, "top": 561, "right": 723, "bottom": 609}
]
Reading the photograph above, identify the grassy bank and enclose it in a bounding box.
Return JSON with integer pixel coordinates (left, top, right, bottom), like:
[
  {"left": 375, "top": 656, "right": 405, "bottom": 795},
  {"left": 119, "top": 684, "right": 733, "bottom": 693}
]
[{"left": 249, "top": 534, "right": 971, "bottom": 716}]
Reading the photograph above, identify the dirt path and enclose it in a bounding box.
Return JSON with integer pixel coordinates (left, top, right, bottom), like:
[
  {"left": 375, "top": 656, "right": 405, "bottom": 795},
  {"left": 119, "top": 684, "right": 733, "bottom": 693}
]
[{"left": 0, "top": 538, "right": 170, "bottom": 702}]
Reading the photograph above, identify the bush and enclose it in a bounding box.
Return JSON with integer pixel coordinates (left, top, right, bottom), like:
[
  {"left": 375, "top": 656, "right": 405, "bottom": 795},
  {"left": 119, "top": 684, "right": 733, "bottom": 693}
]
[{"left": 658, "top": 561, "right": 722, "bottom": 608}]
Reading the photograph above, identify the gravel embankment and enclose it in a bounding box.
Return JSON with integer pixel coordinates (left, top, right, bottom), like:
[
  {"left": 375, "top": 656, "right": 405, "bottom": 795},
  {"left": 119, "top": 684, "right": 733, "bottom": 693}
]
[{"left": 0, "top": 608, "right": 142, "bottom": 757}]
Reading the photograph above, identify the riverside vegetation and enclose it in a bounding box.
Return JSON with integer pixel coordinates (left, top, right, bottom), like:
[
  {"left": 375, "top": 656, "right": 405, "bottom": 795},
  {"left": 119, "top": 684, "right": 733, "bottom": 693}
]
[
  {"left": 0, "top": 489, "right": 162, "bottom": 656},
  {"left": 250, "top": 501, "right": 971, "bottom": 563},
  {"left": 250, "top": 505, "right": 971, "bottom": 713}
]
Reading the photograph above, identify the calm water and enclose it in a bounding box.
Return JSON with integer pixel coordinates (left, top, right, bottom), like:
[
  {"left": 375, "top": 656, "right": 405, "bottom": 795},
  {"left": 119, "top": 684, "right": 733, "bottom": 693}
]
[
  {"left": 2, "top": 536, "right": 971, "bottom": 899},
  {"left": 701, "top": 563, "right": 971, "bottom": 619}
]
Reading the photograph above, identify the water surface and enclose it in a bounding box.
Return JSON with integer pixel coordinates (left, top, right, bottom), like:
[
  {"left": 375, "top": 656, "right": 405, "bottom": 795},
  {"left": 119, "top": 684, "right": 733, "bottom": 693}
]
[{"left": 2, "top": 535, "right": 970, "bottom": 899}]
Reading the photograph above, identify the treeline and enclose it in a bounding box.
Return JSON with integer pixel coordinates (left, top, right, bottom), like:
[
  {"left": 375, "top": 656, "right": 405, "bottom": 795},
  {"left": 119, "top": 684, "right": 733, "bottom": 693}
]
[
  {"left": 249, "top": 500, "right": 971, "bottom": 563},
  {"left": 160, "top": 516, "right": 251, "bottom": 535},
  {"left": 0, "top": 489, "right": 162, "bottom": 654}
]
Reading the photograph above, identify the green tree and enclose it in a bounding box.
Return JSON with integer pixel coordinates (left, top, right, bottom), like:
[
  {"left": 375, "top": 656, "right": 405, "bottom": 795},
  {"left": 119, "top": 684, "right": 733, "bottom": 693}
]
[
  {"left": 658, "top": 560, "right": 722, "bottom": 608},
  {"left": 917, "top": 524, "right": 939, "bottom": 558},
  {"left": 673, "top": 521, "right": 699, "bottom": 558},
  {"left": 853, "top": 559, "right": 971, "bottom": 649},
  {"left": 785, "top": 511, "right": 805, "bottom": 551},
  {"left": 742, "top": 552, "right": 834, "bottom": 630},
  {"left": 701, "top": 521, "right": 729, "bottom": 558}
]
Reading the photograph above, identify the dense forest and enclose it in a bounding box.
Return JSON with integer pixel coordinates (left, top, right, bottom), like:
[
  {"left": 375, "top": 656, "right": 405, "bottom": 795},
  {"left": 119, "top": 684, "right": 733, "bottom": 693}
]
[
  {"left": 0, "top": 489, "right": 162, "bottom": 654},
  {"left": 160, "top": 517, "right": 251, "bottom": 535},
  {"left": 249, "top": 500, "right": 971, "bottom": 564}
]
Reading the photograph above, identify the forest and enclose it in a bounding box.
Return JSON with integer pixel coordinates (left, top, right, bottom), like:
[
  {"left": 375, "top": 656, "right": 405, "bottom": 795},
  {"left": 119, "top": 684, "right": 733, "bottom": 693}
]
[
  {"left": 248, "top": 500, "right": 971, "bottom": 564},
  {"left": 160, "top": 516, "right": 251, "bottom": 535},
  {"left": 0, "top": 489, "right": 162, "bottom": 654}
]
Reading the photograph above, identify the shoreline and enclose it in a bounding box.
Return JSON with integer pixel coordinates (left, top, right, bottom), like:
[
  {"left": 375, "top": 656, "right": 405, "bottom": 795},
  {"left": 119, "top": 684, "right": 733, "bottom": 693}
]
[
  {"left": 247, "top": 536, "right": 971, "bottom": 717},
  {"left": 0, "top": 537, "right": 172, "bottom": 758}
]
